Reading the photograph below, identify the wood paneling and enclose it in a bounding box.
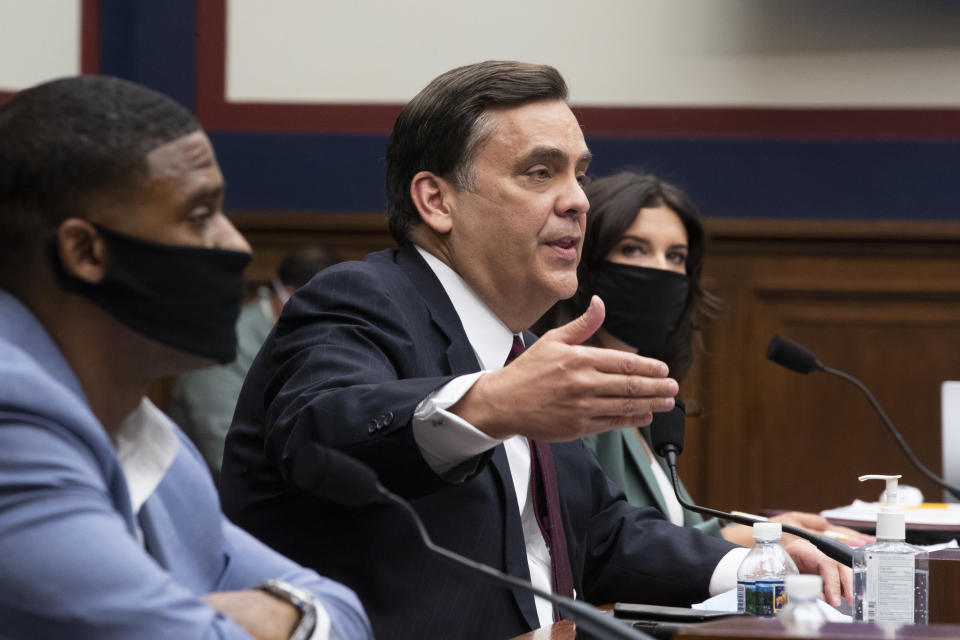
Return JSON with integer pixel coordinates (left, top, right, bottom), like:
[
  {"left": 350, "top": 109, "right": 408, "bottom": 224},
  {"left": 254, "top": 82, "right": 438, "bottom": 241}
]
[
  {"left": 227, "top": 211, "right": 960, "bottom": 514},
  {"left": 686, "top": 219, "right": 960, "bottom": 514}
]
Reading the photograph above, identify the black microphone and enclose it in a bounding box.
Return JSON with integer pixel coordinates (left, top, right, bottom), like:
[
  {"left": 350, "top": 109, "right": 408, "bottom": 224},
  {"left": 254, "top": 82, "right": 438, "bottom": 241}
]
[
  {"left": 766, "top": 335, "right": 960, "bottom": 501},
  {"left": 291, "top": 443, "right": 653, "bottom": 640},
  {"left": 650, "top": 402, "right": 854, "bottom": 566}
]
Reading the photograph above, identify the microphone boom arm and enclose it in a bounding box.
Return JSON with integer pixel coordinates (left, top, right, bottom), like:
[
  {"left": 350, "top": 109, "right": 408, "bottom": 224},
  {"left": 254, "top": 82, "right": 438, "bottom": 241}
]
[
  {"left": 660, "top": 448, "right": 853, "bottom": 566},
  {"left": 823, "top": 366, "right": 960, "bottom": 501},
  {"left": 378, "top": 484, "right": 654, "bottom": 640}
]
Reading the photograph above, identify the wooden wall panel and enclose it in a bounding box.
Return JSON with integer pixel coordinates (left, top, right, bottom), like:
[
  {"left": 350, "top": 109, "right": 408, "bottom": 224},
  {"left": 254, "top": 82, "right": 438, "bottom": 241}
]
[
  {"left": 220, "top": 212, "right": 960, "bottom": 515},
  {"left": 684, "top": 222, "right": 960, "bottom": 515}
]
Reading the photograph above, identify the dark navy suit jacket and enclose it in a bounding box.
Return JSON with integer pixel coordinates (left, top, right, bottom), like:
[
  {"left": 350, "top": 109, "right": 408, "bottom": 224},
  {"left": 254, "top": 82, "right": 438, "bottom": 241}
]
[{"left": 220, "top": 245, "right": 736, "bottom": 640}]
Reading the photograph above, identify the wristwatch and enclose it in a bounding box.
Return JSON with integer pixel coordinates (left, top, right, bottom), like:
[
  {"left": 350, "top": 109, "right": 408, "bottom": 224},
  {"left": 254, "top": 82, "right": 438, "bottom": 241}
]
[{"left": 256, "top": 578, "right": 318, "bottom": 640}]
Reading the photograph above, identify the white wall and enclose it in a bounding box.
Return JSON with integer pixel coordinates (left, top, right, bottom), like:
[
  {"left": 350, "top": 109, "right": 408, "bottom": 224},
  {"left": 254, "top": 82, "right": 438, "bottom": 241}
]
[
  {"left": 0, "top": 0, "right": 81, "bottom": 91},
  {"left": 226, "top": 0, "right": 960, "bottom": 106},
  {"left": 2, "top": 0, "right": 958, "bottom": 107}
]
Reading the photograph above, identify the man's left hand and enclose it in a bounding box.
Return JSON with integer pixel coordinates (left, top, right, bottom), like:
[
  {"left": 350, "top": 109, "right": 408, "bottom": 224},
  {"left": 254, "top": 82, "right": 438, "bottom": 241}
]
[
  {"left": 783, "top": 539, "right": 853, "bottom": 606},
  {"left": 771, "top": 511, "right": 873, "bottom": 547}
]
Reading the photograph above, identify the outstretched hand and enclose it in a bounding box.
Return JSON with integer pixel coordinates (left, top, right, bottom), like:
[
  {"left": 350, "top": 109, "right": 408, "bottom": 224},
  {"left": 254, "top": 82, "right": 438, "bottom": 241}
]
[{"left": 450, "top": 296, "right": 679, "bottom": 441}]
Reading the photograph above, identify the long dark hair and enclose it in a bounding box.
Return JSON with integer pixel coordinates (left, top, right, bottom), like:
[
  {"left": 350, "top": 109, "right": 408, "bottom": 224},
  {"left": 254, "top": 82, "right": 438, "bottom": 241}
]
[{"left": 534, "top": 171, "right": 717, "bottom": 381}]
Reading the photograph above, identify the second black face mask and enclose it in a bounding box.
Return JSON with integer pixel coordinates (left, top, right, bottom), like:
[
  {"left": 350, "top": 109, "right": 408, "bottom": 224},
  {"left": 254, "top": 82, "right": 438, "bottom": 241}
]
[
  {"left": 48, "top": 223, "right": 251, "bottom": 364},
  {"left": 592, "top": 262, "right": 690, "bottom": 357}
]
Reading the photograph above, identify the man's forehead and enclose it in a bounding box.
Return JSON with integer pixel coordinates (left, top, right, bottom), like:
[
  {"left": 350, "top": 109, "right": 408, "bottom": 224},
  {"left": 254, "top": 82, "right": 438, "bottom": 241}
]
[
  {"left": 145, "top": 130, "right": 218, "bottom": 177},
  {"left": 483, "top": 100, "right": 590, "bottom": 160}
]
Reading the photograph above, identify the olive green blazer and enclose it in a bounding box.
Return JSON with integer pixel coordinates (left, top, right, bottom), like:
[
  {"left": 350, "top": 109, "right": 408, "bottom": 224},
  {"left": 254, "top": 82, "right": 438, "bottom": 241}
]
[{"left": 584, "top": 427, "right": 724, "bottom": 538}]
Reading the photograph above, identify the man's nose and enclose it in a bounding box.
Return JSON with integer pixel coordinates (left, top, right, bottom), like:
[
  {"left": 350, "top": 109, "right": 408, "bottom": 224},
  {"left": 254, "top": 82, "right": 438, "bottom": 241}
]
[
  {"left": 557, "top": 175, "right": 589, "bottom": 217},
  {"left": 213, "top": 214, "right": 252, "bottom": 254}
]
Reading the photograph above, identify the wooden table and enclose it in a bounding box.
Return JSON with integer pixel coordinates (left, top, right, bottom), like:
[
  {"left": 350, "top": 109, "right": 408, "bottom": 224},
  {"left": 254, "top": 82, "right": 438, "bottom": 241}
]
[
  {"left": 677, "top": 619, "right": 960, "bottom": 639},
  {"left": 510, "top": 617, "right": 960, "bottom": 640},
  {"left": 510, "top": 619, "right": 577, "bottom": 640}
]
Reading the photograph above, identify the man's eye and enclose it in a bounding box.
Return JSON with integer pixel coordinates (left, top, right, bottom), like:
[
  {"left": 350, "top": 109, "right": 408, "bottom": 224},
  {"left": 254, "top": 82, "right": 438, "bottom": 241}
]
[
  {"left": 528, "top": 168, "right": 551, "bottom": 180},
  {"left": 189, "top": 209, "right": 213, "bottom": 229}
]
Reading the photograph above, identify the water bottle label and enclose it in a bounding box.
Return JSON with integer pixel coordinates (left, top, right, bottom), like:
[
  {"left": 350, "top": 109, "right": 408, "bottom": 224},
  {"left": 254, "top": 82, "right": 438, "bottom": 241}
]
[{"left": 737, "top": 579, "right": 786, "bottom": 616}]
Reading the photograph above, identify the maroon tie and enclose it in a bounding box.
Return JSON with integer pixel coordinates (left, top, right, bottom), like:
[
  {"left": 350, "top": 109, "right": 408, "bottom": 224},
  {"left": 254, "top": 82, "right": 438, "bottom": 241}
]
[{"left": 505, "top": 336, "right": 575, "bottom": 620}]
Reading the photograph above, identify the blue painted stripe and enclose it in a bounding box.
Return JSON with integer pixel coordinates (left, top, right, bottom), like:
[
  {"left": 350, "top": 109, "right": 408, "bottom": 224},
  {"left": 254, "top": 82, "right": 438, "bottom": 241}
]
[
  {"left": 99, "top": 0, "right": 196, "bottom": 110},
  {"left": 210, "top": 133, "right": 960, "bottom": 220},
  {"left": 586, "top": 138, "right": 960, "bottom": 220},
  {"left": 210, "top": 132, "right": 390, "bottom": 212},
  {"left": 92, "top": 1, "right": 959, "bottom": 221}
]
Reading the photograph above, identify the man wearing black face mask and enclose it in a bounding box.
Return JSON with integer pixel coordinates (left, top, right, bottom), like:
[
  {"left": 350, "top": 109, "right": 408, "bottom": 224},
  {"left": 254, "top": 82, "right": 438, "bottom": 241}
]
[{"left": 0, "top": 76, "right": 372, "bottom": 640}]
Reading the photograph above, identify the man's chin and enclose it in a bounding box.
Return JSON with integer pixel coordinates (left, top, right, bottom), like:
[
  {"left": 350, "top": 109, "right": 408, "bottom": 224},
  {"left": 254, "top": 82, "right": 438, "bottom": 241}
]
[
  {"left": 549, "top": 274, "right": 580, "bottom": 302},
  {"left": 149, "top": 341, "right": 226, "bottom": 377}
]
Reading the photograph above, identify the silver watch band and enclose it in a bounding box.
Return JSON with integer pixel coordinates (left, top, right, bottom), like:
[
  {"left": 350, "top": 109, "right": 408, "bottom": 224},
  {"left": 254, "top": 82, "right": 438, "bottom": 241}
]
[{"left": 256, "top": 578, "right": 318, "bottom": 640}]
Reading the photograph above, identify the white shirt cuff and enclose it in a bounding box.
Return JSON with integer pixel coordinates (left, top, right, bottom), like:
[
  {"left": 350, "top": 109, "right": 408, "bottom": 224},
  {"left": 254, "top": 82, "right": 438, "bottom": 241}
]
[
  {"left": 412, "top": 372, "right": 503, "bottom": 475},
  {"left": 708, "top": 547, "right": 750, "bottom": 596},
  {"left": 309, "top": 600, "right": 332, "bottom": 640}
]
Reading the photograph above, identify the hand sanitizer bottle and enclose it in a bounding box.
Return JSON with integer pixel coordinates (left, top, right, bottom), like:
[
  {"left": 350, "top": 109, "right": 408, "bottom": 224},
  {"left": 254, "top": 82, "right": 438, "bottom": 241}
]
[
  {"left": 852, "top": 474, "right": 929, "bottom": 624},
  {"left": 737, "top": 522, "right": 799, "bottom": 616}
]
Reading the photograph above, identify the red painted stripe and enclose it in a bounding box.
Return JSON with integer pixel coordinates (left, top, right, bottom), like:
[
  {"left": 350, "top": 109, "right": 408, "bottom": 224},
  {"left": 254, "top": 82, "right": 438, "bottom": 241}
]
[
  {"left": 195, "top": 0, "right": 228, "bottom": 126},
  {"left": 81, "top": 0, "right": 100, "bottom": 74},
  {"left": 196, "top": 0, "right": 403, "bottom": 133},
  {"left": 572, "top": 106, "right": 960, "bottom": 140},
  {"left": 194, "top": 2, "right": 960, "bottom": 139}
]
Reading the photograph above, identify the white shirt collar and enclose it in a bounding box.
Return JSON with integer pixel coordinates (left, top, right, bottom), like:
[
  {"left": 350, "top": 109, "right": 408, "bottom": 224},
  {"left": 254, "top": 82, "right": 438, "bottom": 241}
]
[
  {"left": 114, "top": 397, "right": 180, "bottom": 515},
  {"left": 415, "top": 245, "right": 519, "bottom": 369}
]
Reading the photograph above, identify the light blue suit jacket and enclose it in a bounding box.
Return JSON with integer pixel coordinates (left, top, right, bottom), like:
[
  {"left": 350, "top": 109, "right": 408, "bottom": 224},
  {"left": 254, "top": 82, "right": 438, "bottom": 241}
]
[{"left": 0, "top": 290, "right": 373, "bottom": 640}]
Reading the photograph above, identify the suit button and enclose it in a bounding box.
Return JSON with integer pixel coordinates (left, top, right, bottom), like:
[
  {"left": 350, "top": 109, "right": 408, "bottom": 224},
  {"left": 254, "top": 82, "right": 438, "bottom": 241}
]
[
  {"left": 382, "top": 411, "right": 394, "bottom": 427},
  {"left": 367, "top": 418, "right": 378, "bottom": 434}
]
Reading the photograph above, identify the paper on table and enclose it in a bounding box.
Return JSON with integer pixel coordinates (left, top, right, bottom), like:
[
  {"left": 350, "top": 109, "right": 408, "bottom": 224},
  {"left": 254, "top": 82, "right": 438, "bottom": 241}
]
[
  {"left": 821, "top": 500, "right": 960, "bottom": 526},
  {"left": 693, "top": 589, "right": 851, "bottom": 622}
]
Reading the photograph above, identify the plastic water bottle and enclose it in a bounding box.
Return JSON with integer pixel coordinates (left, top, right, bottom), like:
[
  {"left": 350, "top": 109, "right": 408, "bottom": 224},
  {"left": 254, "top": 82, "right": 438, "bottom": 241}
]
[
  {"left": 737, "top": 522, "right": 799, "bottom": 616},
  {"left": 777, "top": 575, "right": 826, "bottom": 631}
]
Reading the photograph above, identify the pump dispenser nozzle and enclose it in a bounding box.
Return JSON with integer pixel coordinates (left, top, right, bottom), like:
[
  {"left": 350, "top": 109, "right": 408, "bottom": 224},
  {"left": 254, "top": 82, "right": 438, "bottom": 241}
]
[
  {"left": 859, "top": 474, "right": 902, "bottom": 507},
  {"left": 859, "top": 474, "right": 905, "bottom": 540}
]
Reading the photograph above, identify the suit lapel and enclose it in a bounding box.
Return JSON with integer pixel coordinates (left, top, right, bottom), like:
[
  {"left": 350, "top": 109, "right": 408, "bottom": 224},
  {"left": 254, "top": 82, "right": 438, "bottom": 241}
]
[
  {"left": 489, "top": 446, "right": 540, "bottom": 629},
  {"left": 396, "top": 245, "right": 539, "bottom": 628},
  {"left": 137, "top": 501, "right": 170, "bottom": 571},
  {"left": 395, "top": 246, "right": 479, "bottom": 375}
]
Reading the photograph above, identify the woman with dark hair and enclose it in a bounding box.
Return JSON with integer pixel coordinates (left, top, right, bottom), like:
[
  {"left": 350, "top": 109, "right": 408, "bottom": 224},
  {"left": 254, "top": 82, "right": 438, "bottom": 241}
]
[{"left": 536, "top": 170, "right": 869, "bottom": 547}]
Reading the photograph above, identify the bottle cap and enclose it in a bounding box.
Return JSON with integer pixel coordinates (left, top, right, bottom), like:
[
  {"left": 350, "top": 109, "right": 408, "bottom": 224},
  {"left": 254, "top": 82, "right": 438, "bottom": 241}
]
[
  {"left": 753, "top": 522, "right": 782, "bottom": 540},
  {"left": 859, "top": 474, "right": 906, "bottom": 540},
  {"left": 876, "top": 509, "right": 906, "bottom": 540},
  {"left": 785, "top": 574, "right": 822, "bottom": 601}
]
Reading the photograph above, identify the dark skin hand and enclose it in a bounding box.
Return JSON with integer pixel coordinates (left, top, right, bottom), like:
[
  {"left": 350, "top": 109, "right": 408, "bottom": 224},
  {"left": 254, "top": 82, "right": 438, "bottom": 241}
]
[{"left": 203, "top": 590, "right": 301, "bottom": 640}]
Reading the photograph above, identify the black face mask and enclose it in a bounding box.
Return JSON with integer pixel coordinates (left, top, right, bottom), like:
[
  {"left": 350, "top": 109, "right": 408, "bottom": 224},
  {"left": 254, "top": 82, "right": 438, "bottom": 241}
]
[
  {"left": 48, "top": 223, "right": 251, "bottom": 364},
  {"left": 592, "top": 261, "right": 690, "bottom": 357}
]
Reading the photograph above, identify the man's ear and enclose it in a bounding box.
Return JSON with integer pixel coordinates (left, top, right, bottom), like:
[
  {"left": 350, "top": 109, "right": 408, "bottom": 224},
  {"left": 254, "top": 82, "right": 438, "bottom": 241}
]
[
  {"left": 55, "top": 218, "right": 108, "bottom": 284},
  {"left": 410, "top": 171, "right": 455, "bottom": 234}
]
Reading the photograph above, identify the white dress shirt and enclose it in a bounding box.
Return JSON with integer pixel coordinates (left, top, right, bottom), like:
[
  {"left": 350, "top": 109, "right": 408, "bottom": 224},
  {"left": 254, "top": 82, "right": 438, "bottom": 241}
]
[
  {"left": 116, "top": 398, "right": 335, "bottom": 640},
  {"left": 409, "top": 246, "right": 746, "bottom": 627}
]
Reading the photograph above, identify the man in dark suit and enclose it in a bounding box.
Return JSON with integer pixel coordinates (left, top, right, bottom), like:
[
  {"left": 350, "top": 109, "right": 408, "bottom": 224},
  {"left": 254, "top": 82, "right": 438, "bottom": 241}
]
[{"left": 220, "top": 61, "right": 850, "bottom": 640}]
